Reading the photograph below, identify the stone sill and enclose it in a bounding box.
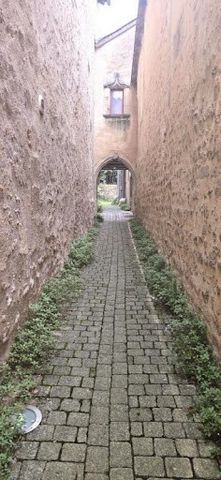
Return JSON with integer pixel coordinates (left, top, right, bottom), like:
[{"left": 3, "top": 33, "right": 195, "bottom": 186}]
[{"left": 103, "top": 114, "right": 130, "bottom": 119}]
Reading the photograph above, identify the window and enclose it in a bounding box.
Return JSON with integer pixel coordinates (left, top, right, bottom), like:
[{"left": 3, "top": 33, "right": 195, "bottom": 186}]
[{"left": 110, "top": 89, "right": 123, "bottom": 115}]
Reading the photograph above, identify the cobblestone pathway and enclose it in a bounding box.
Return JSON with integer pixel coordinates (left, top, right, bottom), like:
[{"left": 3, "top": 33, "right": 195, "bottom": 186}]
[{"left": 14, "top": 207, "right": 220, "bottom": 479}]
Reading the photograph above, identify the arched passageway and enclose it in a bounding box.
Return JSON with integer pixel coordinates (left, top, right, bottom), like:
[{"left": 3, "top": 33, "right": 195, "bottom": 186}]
[{"left": 96, "top": 155, "right": 136, "bottom": 209}]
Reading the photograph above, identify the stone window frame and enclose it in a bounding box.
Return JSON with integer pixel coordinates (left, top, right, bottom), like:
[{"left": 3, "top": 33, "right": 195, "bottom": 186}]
[
  {"left": 110, "top": 88, "right": 124, "bottom": 116},
  {"left": 103, "top": 73, "right": 130, "bottom": 119}
]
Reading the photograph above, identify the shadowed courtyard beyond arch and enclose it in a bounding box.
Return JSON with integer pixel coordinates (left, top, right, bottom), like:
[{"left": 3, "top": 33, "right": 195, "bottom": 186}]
[{"left": 96, "top": 156, "right": 136, "bottom": 207}]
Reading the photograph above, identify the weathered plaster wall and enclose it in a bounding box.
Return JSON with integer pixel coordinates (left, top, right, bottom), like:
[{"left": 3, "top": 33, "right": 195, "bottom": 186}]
[
  {"left": 95, "top": 27, "right": 137, "bottom": 173},
  {"left": 136, "top": 0, "right": 221, "bottom": 357},
  {"left": 0, "top": 0, "right": 95, "bottom": 357}
]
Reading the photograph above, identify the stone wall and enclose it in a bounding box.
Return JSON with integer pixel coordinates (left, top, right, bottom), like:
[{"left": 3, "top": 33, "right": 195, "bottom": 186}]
[
  {"left": 97, "top": 184, "right": 117, "bottom": 200},
  {"left": 136, "top": 0, "right": 221, "bottom": 358},
  {"left": 95, "top": 26, "right": 137, "bottom": 174},
  {"left": 0, "top": 0, "right": 95, "bottom": 358}
]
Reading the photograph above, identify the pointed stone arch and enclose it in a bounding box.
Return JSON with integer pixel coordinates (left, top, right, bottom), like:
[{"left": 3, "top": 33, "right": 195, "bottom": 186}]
[
  {"left": 96, "top": 154, "right": 136, "bottom": 208},
  {"left": 96, "top": 154, "right": 136, "bottom": 179}
]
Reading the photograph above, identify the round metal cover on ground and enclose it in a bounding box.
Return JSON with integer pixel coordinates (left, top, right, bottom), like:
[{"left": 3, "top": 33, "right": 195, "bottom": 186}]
[{"left": 21, "top": 405, "right": 42, "bottom": 434}]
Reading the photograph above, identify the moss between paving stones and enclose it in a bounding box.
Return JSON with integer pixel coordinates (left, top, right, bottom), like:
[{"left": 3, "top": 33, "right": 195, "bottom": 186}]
[
  {"left": 130, "top": 219, "right": 221, "bottom": 455},
  {"left": 0, "top": 224, "right": 99, "bottom": 480}
]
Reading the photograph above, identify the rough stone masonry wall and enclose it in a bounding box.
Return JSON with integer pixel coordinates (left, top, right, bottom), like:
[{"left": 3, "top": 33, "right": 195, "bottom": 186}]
[
  {"left": 0, "top": 0, "right": 95, "bottom": 358},
  {"left": 136, "top": 0, "right": 221, "bottom": 358}
]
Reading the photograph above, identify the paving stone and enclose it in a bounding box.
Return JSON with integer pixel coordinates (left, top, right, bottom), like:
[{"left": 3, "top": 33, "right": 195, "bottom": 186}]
[
  {"left": 61, "top": 443, "right": 86, "bottom": 462},
  {"left": 164, "top": 422, "right": 185, "bottom": 438},
  {"left": 129, "top": 374, "right": 149, "bottom": 384},
  {"left": 145, "top": 385, "right": 162, "bottom": 395},
  {"left": 88, "top": 423, "right": 109, "bottom": 445},
  {"left": 129, "top": 396, "right": 139, "bottom": 407},
  {"left": 43, "top": 397, "right": 61, "bottom": 411},
  {"left": 144, "top": 421, "right": 163, "bottom": 437},
  {"left": 134, "top": 356, "right": 150, "bottom": 365},
  {"left": 53, "top": 366, "right": 72, "bottom": 375},
  {"left": 143, "top": 365, "right": 159, "bottom": 373},
  {"left": 110, "top": 468, "right": 134, "bottom": 480},
  {"left": 85, "top": 475, "right": 108, "bottom": 480},
  {"left": 111, "top": 388, "right": 128, "bottom": 404},
  {"left": 27, "top": 425, "right": 54, "bottom": 441},
  {"left": 16, "top": 441, "right": 39, "bottom": 460},
  {"left": 157, "top": 395, "right": 176, "bottom": 407},
  {"left": 50, "top": 386, "right": 71, "bottom": 398},
  {"left": 113, "top": 363, "right": 127, "bottom": 374},
  {"left": 95, "top": 376, "right": 111, "bottom": 390},
  {"left": 175, "top": 395, "right": 194, "bottom": 408},
  {"left": 90, "top": 406, "right": 109, "bottom": 424},
  {"left": 38, "top": 442, "right": 61, "bottom": 460},
  {"left": 132, "top": 437, "right": 153, "bottom": 455},
  {"left": 114, "top": 342, "right": 126, "bottom": 351},
  {"left": 71, "top": 367, "right": 90, "bottom": 377},
  {"left": 58, "top": 375, "right": 81, "bottom": 386},
  {"left": 43, "top": 462, "right": 84, "bottom": 479},
  {"left": 193, "top": 458, "right": 221, "bottom": 478},
  {"left": 83, "top": 359, "right": 97, "bottom": 368},
  {"left": 72, "top": 387, "right": 92, "bottom": 399},
  {"left": 77, "top": 427, "right": 88, "bottom": 442},
  {"left": 110, "top": 422, "right": 130, "bottom": 441},
  {"left": 183, "top": 422, "right": 204, "bottom": 439},
  {"left": 96, "top": 365, "right": 112, "bottom": 377},
  {"left": 47, "top": 411, "right": 67, "bottom": 425},
  {"left": 165, "top": 457, "right": 193, "bottom": 478},
  {"left": 131, "top": 422, "right": 143, "bottom": 436},
  {"left": 53, "top": 425, "right": 77, "bottom": 442},
  {"left": 154, "top": 438, "right": 176, "bottom": 456},
  {"left": 162, "top": 384, "right": 179, "bottom": 395},
  {"left": 197, "top": 439, "right": 215, "bottom": 457},
  {"left": 51, "top": 357, "right": 68, "bottom": 366},
  {"left": 129, "top": 365, "right": 143, "bottom": 374},
  {"left": 110, "top": 405, "right": 128, "bottom": 423},
  {"left": 60, "top": 399, "right": 80, "bottom": 412},
  {"left": 98, "top": 354, "right": 112, "bottom": 365},
  {"left": 112, "top": 375, "right": 127, "bottom": 388},
  {"left": 86, "top": 446, "right": 109, "bottom": 473},
  {"left": 92, "top": 391, "right": 110, "bottom": 406},
  {"left": 139, "top": 395, "right": 156, "bottom": 407},
  {"left": 179, "top": 384, "right": 196, "bottom": 395},
  {"left": 176, "top": 439, "right": 198, "bottom": 457},
  {"left": 134, "top": 457, "right": 165, "bottom": 477},
  {"left": 19, "top": 460, "right": 46, "bottom": 480},
  {"left": 68, "top": 412, "right": 89, "bottom": 427},
  {"left": 153, "top": 407, "right": 172, "bottom": 421},
  {"left": 150, "top": 374, "right": 168, "bottom": 384},
  {"left": 35, "top": 386, "right": 50, "bottom": 397},
  {"left": 172, "top": 408, "right": 190, "bottom": 422},
  {"left": 130, "top": 407, "right": 152, "bottom": 422},
  {"left": 110, "top": 442, "right": 132, "bottom": 467},
  {"left": 11, "top": 460, "right": 21, "bottom": 479},
  {"left": 43, "top": 375, "right": 60, "bottom": 386}
]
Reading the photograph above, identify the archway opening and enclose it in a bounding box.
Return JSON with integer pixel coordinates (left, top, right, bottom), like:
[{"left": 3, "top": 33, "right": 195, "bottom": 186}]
[{"left": 96, "top": 155, "right": 135, "bottom": 210}]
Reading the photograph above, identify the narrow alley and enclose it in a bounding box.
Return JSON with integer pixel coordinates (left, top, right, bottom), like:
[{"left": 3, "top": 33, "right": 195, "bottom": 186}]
[
  {"left": 14, "top": 207, "right": 219, "bottom": 480},
  {"left": 1, "top": 0, "right": 221, "bottom": 478}
]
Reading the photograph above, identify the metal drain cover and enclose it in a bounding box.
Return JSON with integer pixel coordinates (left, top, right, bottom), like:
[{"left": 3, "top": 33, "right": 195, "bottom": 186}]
[{"left": 21, "top": 405, "right": 42, "bottom": 434}]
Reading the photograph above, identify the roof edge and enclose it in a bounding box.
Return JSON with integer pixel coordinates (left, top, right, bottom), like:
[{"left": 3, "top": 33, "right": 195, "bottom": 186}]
[
  {"left": 131, "top": 0, "right": 148, "bottom": 86},
  {"left": 95, "top": 18, "right": 137, "bottom": 49}
]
